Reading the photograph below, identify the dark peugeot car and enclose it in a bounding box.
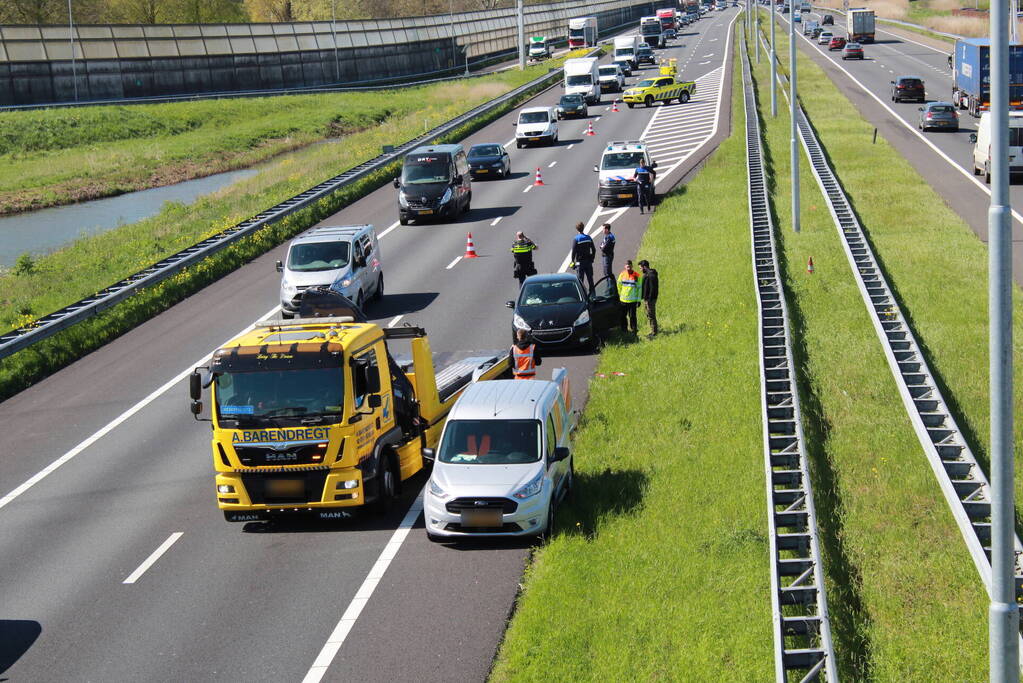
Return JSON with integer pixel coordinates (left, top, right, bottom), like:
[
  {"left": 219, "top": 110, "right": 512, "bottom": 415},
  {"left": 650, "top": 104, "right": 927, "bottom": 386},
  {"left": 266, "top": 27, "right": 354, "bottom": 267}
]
[
  {"left": 891, "top": 76, "right": 926, "bottom": 103},
  {"left": 918, "top": 101, "right": 959, "bottom": 131},
  {"left": 507, "top": 273, "right": 621, "bottom": 350},
  {"left": 636, "top": 43, "right": 656, "bottom": 65},
  {"left": 557, "top": 93, "right": 589, "bottom": 119},
  {"left": 822, "top": 13, "right": 834, "bottom": 24},
  {"left": 467, "top": 143, "right": 510, "bottom": 179}
]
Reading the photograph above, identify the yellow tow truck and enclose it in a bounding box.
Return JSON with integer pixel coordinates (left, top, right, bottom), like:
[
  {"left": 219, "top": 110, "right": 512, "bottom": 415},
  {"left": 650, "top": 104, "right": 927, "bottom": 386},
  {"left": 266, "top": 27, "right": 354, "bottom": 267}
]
[
  {"left": 622, "top": 74, "right": 696, "bottom": 108},
  {"left": 189, "top": 316, "right": 508, "bottom": 522}
]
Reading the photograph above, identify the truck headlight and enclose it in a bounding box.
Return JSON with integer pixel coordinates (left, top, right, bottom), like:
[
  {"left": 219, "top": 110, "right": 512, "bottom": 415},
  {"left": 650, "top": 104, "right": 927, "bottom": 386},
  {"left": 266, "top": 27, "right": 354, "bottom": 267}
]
[
  {"left": 399, "top": 191, "right": 409, "bottom": 207},
  {"left": 573, "top": 309, "right": 590, "bottom": 327},
  {"left": 512, "top": 471, "right": 544, "bottom": 500},
  {"left": 217, "top": 484, "right": 235, "bottom": 493},
  {"left": 428, "top": 478, "right": 449, "bottom": 499},
  {"left": 440, "top": 187, "right": 453, "bottom": 204},
  {"left": 513, "top": 313, "right": 531, "bottom": 331},
  {"left": 340, "top": 479, "right": 359, "bottom": 489}
]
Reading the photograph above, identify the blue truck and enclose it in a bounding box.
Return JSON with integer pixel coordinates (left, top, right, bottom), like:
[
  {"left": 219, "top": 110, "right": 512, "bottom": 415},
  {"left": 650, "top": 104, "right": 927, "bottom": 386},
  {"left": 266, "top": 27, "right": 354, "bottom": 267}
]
[{"left": 952, "top": 38, "right": 1023, "bottom": 117}]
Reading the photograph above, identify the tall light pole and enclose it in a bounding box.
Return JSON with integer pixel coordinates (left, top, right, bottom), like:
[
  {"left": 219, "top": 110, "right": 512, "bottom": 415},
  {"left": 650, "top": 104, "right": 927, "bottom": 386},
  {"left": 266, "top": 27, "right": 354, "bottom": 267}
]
[
  {"left": 517, "top": 0, "right": 525, "bottom": 69},
  {"left": 67, "top": 0, "right": 78, "bottom": 102},
  {"left": 789, "top": 0, "right": 798, "bottom": 232},
  {"left": 988, "top": 0, "right": 1019, "bottom": 677},
  {"left": 769, "top": 0, "right": 777, "bottom": 116},
  {"left": 449, "top": 0, "right": 457, "bottom": 71},
  {"left": 331, "top": 0, "right": 339, "bottom": 83},
  {"left": 756, "top": 1, "right": 761, "bottom": 63}
]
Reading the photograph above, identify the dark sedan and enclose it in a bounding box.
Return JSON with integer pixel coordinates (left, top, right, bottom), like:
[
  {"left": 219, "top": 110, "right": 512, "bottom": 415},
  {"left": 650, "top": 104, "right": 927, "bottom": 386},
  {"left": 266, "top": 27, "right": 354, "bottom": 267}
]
[
  {"left": 822, "top": 13, "right": 834, "bottom": 24},
  {"left": 892, "top": 76, "right": 926, "bottom": 103},
  {"left": 636, "top": 44, "right": 656, "bottom": 65},
  {"left": 556, "top": 93, "right": 588, "bottom": 119},
  {"left": 467, "top": 143, "right": 510, "bottom": 179},
  {"left": 918, "top": 102, "right": 959, "bottom": 131},
  {"left": 507, "top": 273, "right": 621, "bottom": 350}
]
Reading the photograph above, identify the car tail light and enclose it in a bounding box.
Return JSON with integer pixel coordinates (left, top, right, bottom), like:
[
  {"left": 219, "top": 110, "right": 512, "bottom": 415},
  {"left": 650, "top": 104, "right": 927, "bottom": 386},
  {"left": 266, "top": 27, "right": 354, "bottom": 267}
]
[{"left": 926, "top": 113, "right": 933, "bottom": 119}]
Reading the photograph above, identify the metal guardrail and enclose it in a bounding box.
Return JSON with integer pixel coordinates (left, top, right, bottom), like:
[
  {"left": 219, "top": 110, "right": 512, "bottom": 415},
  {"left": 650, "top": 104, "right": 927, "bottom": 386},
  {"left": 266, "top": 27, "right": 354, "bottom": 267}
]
[
  {"left": 0, "top": 53, "right": 585, "bottom": 361},
  {"left": 741, "top": 32, "right": 837, "bottom": 683}
]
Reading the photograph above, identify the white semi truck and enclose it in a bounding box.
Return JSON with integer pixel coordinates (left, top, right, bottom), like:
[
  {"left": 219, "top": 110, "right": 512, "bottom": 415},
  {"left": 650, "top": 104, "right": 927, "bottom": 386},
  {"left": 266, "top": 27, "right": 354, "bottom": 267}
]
[{"left": 567, "top": 17, "right": 598, "bottom": 48}]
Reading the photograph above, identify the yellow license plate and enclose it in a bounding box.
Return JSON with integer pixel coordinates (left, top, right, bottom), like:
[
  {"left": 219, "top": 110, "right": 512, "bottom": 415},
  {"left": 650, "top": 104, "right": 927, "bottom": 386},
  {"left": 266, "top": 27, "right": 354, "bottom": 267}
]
[
  {"left": 529, "top": 137, "right": 540, "bottom": 141},
  {"left": 617, "top": 193, "right": 633, "bottom": 198},
  {"left": 476, "top": 169, "right": 489, "bottom": 173},
  {"left": 461, "top": 509, "right": 503, "bottom": 527},
  {"left": 266, "top": 479, "right": 304, "bottom": 497},
  {"left": 418, "top": 209, "right": 434, "bottom": 215}
]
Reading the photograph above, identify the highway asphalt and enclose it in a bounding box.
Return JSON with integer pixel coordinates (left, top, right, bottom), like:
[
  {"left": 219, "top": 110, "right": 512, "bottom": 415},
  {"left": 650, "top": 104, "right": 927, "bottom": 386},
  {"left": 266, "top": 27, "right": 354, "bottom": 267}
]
[
  {"left": 769, "top": 7, "right": 1023, "bottom": 286},
  {"left": 0, "top": 8, "right": 739, "bottom": 682}
]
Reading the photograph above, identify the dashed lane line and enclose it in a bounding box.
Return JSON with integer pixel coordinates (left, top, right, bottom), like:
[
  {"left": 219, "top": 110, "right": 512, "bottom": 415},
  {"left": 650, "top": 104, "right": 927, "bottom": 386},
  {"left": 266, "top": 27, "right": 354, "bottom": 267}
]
[
  {"left": 123, "top": 533, "right": 184, "bottom": 585},
  {"left": 377, "top": 220, "right": 401, "bottom": 240},
  {"left": 490, "top": 216, "right": 503, "bottom": 226},
  {"left": 445, "top": 256, "right": 462, "bottom": 270},
  {"left": 388, "top": 315, "right": 404, "bottom": 327}
]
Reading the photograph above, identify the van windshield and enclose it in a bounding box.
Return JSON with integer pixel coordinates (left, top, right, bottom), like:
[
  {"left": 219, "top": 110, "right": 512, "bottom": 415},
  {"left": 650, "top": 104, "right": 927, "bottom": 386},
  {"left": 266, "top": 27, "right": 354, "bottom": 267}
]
[
  {"left": 599, "top": 67, "right": 619, "bottom": 76},
  {"left": 519, "top": 111, "right": 550, "bottom": 124},
  {"left": 601, "top": 152, "right": 645, "bottom": 170},
  {"left": 615, "top": 48, "right": 634, "bottom": 56},
  {"left": 287, "top": 241, "right": 350, "bottom": 272},
  {"left": 402, "top": 155, "right": 451, "bottom": 184},
  {"left": 566, "top": 75, "right": 593, "bottom": 86},
  {"left": 438, "top": 419, "right": 541, "bottom": 464}
]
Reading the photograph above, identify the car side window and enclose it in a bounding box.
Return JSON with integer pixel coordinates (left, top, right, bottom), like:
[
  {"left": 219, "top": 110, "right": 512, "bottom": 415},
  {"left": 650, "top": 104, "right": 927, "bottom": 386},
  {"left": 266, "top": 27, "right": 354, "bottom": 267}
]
[
  {"left": 545, "top": 414, "right": 557, "bottom": 460},
  {"left": 352, "top": 240, "right": 364, "bottom": 270}
]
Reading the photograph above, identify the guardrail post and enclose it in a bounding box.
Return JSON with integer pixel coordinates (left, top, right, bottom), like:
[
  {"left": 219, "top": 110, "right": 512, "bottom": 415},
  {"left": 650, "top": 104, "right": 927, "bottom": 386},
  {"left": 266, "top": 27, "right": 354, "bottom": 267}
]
[{"left": 988, "top": 0, "right": 1019, "bottom": 677}]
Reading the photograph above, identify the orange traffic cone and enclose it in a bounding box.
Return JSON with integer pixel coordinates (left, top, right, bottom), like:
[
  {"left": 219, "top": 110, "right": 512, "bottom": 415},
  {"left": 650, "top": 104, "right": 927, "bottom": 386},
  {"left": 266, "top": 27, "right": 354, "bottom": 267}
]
[
  {"left": 464, "top": 233, "right": 478, "bottom": 258},
  {"left": 611, "top": 100, "right": 620, "bottom": 112},
  {"left": 585, "top": 120, "right": 596, "bottom": 136},
  {"left": 533, "top": 167, "right": 545, "bottom": 186},
  {"left": 807, "top": 257, "right": 814, "bottom": 274}
]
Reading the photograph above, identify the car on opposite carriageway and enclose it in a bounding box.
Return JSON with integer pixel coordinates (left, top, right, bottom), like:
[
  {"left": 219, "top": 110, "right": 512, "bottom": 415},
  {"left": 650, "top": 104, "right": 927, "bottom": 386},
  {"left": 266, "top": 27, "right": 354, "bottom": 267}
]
[
  {"left": 507, "top": 273, "right": 622, "bottom": 350},
  {"left": 467, "top": 143, "right": 511, "bottom": 179}
]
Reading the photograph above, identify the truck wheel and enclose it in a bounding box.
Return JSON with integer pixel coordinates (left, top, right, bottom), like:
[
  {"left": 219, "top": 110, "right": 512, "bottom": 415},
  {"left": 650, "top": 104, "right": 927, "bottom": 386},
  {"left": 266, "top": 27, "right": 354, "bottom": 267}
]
[
  {"left": 372, "top": 455, "right": 397, "bottom": 514},
  {"left": 356, "top": 291, "right": 364, "bottom": 311},
  {"left": 644, "top": 95, "right": 654, "bottom": 108},
  {"left": 679, "top": 91, "right": 690, "bottom": 104}
]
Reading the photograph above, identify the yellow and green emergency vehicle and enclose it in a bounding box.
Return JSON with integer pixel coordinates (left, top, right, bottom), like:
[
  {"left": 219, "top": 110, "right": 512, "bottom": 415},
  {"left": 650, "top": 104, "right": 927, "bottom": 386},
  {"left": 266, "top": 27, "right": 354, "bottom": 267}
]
[
  {"left": 189, "top": 316, "right": 508, "bottom": 522},
  {"left": 622, "top": 75, "right": 696, "bottom": 108}
]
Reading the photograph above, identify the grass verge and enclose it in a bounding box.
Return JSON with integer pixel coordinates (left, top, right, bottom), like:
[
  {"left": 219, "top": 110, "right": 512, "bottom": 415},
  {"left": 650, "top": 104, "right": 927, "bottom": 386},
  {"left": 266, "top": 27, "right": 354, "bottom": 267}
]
[
  {"left": 750, "top": 23, "right": 993, "bottom": 679},
  {"left": 0, "top": 49, "right": 598, "bottom": 401},
  {"left": 490, "top": 38, "right": 775, "bottom": 681}
]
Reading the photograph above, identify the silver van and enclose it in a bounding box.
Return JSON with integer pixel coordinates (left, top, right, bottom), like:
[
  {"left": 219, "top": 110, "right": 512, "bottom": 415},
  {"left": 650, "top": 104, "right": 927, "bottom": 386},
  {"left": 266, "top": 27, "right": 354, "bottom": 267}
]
[
  {"left": 276, "top": 224, "right": 383, "bottom": 318},
  {"left": 422, "top": 369, "right": 574, "bottom": 541}
]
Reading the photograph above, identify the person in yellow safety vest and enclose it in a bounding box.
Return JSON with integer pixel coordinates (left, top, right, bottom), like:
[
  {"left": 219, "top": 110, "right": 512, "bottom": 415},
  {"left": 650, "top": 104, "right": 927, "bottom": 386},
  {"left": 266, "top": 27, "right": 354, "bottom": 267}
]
[
  {"left": 617, "top": 259, "right": 643, "bottom": 333},
  {"left": 509, "top": 329, "right": 542, "bottom": 379}
]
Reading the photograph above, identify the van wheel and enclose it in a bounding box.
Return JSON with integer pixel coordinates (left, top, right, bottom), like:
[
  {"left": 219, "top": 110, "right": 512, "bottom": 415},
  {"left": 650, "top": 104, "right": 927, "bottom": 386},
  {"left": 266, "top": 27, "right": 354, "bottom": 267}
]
[
  {"left": 540, "top": 501, "right": 557, "bottom": 541},
  {"left": 564, "top": 460, "right": 575, "bottom": 501},
  {"left": 644, "top": 95, "right": 654, "bottom": 108},
  {"left": 356, "top": 291, "right": 365, "bottom": 311},
  {"left": 516, "top": 141, "right": 523, "bottom": 149},
  {"left": 374, "top": 274, "right": 384, "bottom": 301},
  {"left": 973, "top": 164, "right": 979, "bottom": 176},
  {"left": 985, "top": 163, "right": 991, "bottom": 184},
  {"left": 399, "top": 215, "right": 409, "bottom": 225}
]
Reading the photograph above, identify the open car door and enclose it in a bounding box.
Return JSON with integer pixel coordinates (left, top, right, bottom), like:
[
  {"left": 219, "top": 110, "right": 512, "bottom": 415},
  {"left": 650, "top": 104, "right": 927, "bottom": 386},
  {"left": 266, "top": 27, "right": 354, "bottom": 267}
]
[{"left": 588, "top": 276, "right": 622, "bottom": 333}]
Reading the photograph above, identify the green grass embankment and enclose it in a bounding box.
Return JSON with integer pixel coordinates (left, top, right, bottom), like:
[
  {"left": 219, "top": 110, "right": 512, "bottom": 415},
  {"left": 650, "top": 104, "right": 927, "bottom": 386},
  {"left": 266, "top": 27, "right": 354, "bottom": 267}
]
[
  {"left": 0, "top": 50, "right": 597, "bottom": 401},
  {"left": 491, "top": 39, "right": 775, "bottom": 681},
  {"left": 750, "top": 26, "right": 992, "bottom": 679}
]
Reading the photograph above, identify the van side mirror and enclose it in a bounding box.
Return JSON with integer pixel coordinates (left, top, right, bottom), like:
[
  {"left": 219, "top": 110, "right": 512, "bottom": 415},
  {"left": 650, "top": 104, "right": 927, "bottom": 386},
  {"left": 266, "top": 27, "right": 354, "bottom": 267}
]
[
  {"left": 970, "top": 133, "right": 978, "bottom": 144},
  {"left": 189, "top": 371, "right": 202, "bottom": 401},
  {"left": 275, "top": 260, "right": 283, "bottom": 273},
  {"left": 552, "top": 447, "right": 570, "bottom": 462},
  {"left": 392, "top": 178, "right": 400, "bottom": 189},
  {"left": 506, "top": 300, "right": 516, "bottom": 308},
  {"left": 422, "top": 448, "right": 435, "bottom": 462},
  {"left": 593, "top": 165, "right": 599, "bottom": 172}
]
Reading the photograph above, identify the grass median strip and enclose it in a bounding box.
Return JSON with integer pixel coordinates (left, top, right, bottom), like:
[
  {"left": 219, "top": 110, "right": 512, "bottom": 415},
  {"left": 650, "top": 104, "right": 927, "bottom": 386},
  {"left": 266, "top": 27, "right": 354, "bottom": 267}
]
[
  {"left": 0, "top": 50, "right": 597, "bottom": 401},
  {"left": 749, "top": 27, "right": 990, "bottom": 680},
  {"left": 491, "top": 47, "right": 775, "bottom": 681}
]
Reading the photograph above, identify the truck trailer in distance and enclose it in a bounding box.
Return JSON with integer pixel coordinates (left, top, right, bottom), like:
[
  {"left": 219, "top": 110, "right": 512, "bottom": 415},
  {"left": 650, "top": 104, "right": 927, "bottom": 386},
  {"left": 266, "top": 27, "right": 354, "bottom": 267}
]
[
  {"left": 952, "top": 37, "right": 1023, "bottom": 117},
  {"left": 847, "top": 8, "right": 875, "bottom": 43},
  {"left": 567, "top": 16, "right": 597, "bottom": 48}
]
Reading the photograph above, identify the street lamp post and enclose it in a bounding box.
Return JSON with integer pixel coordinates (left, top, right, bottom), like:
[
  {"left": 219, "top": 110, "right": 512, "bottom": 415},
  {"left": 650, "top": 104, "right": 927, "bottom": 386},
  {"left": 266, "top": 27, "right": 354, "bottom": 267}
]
[
  {"left": 770, "top": 0, "right": 777, "bottom": 116},
  {"left": 988, "top": 0, "right": 1019, "bottom": 675},
  {"left": 331, "top": 0, "right": 339, "bottom": 84},
  {"left": 68, "top": 0, "right": 78, "bottom": 102},
  {"left": 789, "top": 0, "right": 798, "bottom": 232},
  {"left": 756, "top": 1, "right": 760, "bottom": 63},
  {"left": 517, "top": 0, "right": 525, "bottom": 69}
]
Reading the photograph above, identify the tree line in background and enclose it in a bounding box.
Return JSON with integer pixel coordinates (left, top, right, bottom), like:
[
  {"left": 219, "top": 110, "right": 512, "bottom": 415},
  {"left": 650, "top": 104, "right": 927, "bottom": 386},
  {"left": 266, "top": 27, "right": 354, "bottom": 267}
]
[{"left": 0, "top": 0, "right": 523, "bottom": 25}]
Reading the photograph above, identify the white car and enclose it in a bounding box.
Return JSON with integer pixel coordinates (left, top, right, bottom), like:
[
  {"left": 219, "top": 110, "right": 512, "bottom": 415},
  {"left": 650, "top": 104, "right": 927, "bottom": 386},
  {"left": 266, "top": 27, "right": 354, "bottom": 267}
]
[
  {"left": 423, "top": 372, "right": 574, "bottom": 541},
  {"left": 597, "top": 64, "right": 626, "bottom": 92},
  {"left": 514, "top": 106, "right": 559, "bottom": 148},
  {"left": 817, "top": 31, "right": 833, "bottom": 45}
]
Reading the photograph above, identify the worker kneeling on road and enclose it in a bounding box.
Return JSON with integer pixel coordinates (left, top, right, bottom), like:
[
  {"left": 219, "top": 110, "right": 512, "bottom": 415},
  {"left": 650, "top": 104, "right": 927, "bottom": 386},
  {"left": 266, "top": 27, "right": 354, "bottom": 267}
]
[{"left": 509, "top": 329, "right": 542, "bottom": 379}]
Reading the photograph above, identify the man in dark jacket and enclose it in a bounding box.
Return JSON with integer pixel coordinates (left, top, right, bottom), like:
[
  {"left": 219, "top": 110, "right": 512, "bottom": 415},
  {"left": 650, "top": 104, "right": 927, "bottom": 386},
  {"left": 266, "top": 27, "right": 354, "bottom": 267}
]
[
  {"left": 599, "top": 223, "right": 616, "bottom": 279},
  {"left": 570, "top": 222, "right": 596, "bottom": 294},
  {"left": 638, "top": 259, "right": 658, "bottom": 337},
  {"left": 511, "top": 232, "right": 538, "bottom": 287}
]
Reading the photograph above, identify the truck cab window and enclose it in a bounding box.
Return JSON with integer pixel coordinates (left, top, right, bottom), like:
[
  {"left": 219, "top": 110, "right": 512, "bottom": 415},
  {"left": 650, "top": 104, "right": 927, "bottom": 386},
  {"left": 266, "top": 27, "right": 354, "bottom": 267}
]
[{"left": 352, "top": 349, "right": 379, "bottom": 408}]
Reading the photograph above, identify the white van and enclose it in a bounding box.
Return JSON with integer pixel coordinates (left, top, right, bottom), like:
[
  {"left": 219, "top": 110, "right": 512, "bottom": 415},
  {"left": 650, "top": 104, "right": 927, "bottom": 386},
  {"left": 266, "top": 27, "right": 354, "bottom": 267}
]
[
  {"left": 563, "top": 57, "right": 601, "bottom": 104},
  {"left": 422, "top": 369, "right": 574, "bottom": 540},
  {"left": 514, "top": 106, "right": 559, "bottom": 148},
  {"left": 613, "top": 35, "right": 641, "bottom": 73},
  {"left": 971, "top": 111, "right": 1023, "bottom": 183},
  {"left": 276, "top": 225, "right": 382, "bottom": 317}
]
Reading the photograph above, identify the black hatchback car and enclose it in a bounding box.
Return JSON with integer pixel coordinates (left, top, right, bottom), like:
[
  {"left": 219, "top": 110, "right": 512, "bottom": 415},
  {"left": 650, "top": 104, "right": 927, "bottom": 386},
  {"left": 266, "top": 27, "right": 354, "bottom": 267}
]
[
  {"left": 891, "top": 76, "right": 926, "bottom": 103},
  {"left": 506, "top": 273, "right": 621, "bottom": 350},
  {"left": 467, "top": 143, "right": 510, "bottom": 179},
  {"left": 557, "top": 93, "right": 588, "bottom": 119}
]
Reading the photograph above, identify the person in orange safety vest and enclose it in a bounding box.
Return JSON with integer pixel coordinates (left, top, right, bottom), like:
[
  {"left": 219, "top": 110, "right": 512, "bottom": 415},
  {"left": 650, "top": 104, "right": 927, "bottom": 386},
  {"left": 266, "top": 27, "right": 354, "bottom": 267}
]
[{"left": 509, "top": 329, "right": 542, "bottom": 379}]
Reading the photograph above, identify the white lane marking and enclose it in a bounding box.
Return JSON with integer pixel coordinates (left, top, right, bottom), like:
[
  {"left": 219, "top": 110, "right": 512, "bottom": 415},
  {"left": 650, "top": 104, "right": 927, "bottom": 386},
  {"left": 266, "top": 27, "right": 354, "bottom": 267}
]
[
  {"left": 595, "top": 116, "right": 602, "bottom": 121},
  {"left": 700, "top": 60, "right": 712, "bottom": 65},
  {"left": 503, "top": 139, "right": 515, "bottom": 148},
  {"left": 558, "top": 206, "right": 630, "bottom": 273},
  {"left": 523, "top": 184, "right": 533, "bottom": 193},
  {"left": 490, "top": 216, "right": 503, "bottom": 226},
  {"left": 446, "top": 256, "right": 462, "bottom": 269},
  {"left": 789, "top": 14, "right": 1023, "bottom": 227},
  {"left": 567, "top": 144, "right": 575, "bottom": 150},
  {"left": 377, "top": 220, "right": 401, "bottom": 240},
  {"left": 0, "top": 305, "right": 282, "bottom": 513},
  {"left": 123, "top": 532, "right": 184, "bottom": 585},
  {"left": 387, "top": 315, "right": 404, "bottom": 327},
  {"left": 548, "top": 161, "right": 557, "bottom": 168},
  {"left": 303, "top": 494, "right": 424, "bottom": 683}
]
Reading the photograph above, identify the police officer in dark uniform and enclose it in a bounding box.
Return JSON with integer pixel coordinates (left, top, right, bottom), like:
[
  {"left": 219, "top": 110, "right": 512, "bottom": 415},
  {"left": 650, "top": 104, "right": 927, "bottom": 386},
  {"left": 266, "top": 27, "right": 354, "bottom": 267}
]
[
  {"left": 511, "top": 231, "right": 538, "bottom": 287},
  {"left": 634, "top": 161, "right": 656, "bottom": 213}
]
